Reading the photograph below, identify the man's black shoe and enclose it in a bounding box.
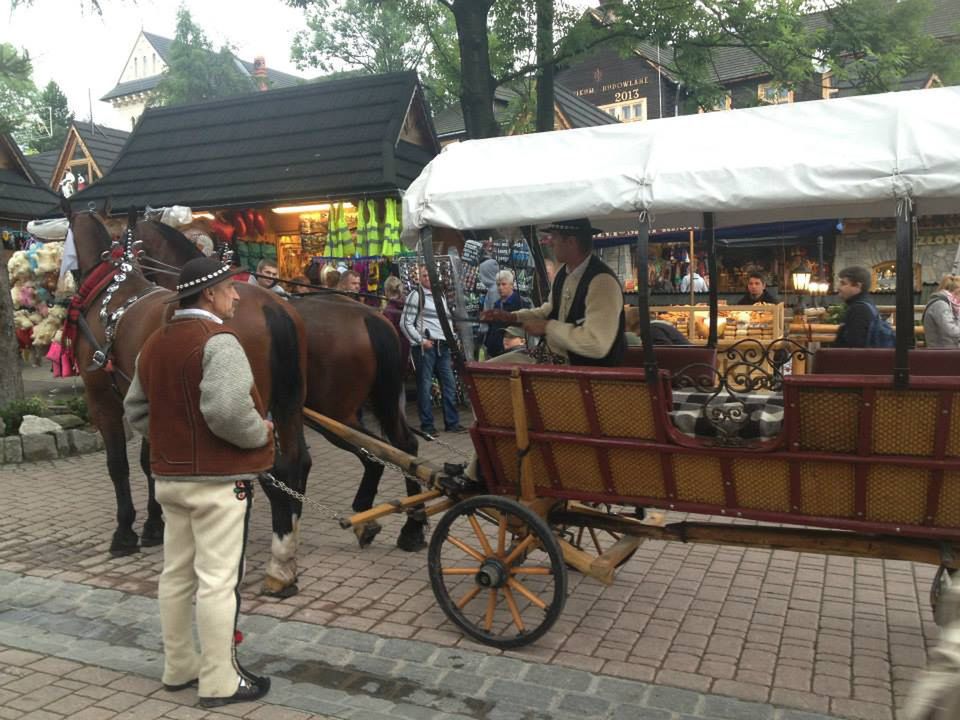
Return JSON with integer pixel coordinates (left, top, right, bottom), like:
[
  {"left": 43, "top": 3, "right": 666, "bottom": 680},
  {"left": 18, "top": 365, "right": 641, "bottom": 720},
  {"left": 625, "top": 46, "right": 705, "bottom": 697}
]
[
  {"left": 162, "top": 678, "right": 197, "bottom": 692},
  {"left": 197, "top": 676, "right": 271, "bottom": 708},
  {"left": 420, "top": 427, "right": 438, "bottom": 440},
  {"left": 445, "top": 425, "right": 468, "bottom": 434}
]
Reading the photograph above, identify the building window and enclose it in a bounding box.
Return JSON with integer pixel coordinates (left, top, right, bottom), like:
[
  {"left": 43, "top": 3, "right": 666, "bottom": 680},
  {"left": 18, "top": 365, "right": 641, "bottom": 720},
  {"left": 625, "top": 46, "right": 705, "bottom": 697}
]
[
  {"left": 134, "top": 57, "right": 138, "bottom": 77},
  {"left": 757, "top": 82, "right": 793, "bottom": 105},
  {"left": 152, "top": 54, "right": 157, "bottom": 74},
  {"left": 599, "top": 98, "right": 647, "bottom": 123}
]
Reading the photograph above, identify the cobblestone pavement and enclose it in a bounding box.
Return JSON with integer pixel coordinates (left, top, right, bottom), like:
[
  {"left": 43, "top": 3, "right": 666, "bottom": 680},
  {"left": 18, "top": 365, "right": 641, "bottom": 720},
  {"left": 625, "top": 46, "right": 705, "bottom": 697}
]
[{"left": 0, "top": 408, "right": 942, "bottom": 720}]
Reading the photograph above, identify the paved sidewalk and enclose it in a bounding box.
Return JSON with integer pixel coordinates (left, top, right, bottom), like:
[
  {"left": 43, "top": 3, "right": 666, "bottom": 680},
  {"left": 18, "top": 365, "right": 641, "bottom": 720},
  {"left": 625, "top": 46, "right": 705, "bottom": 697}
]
[
  {"left": 0, "top": 391, "right": 940, "bottom": 719},
  {"left": 0, "top": 571, "right": 835, "bottom": 720}
]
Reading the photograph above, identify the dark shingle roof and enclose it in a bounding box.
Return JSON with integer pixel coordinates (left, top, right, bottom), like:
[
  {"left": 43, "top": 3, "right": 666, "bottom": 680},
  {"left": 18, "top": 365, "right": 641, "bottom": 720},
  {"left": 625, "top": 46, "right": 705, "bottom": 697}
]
[
  {"left": 554, "top": 84, "right": 620, "bottom": 128},
  {"left": 101, "top": 32, "right": 304, "bottom": 101},
  {"left": 24, "top": 150, "right": 59, "bottom": 186},
  {"left": 0, "top": 135, "right": 59, "bottom": 219},
  {"left": 73, "top": 71, "right": 437, "bottom": 210},
  {"left": 74, "top": 122, "right": 130, "bottom": 174}
]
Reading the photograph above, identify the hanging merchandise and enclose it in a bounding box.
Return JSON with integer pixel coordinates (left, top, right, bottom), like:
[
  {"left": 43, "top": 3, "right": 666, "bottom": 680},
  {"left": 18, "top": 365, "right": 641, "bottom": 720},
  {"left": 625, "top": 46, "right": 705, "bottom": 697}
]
[
  {"left": 342, "top": 203, "right": 356, "bottom": 257},
  {"left": 382, "top": 198, "right": 400, "bottom": 256},
  {"left": 334, "top": 203, "right": 348, "bottom": 258},
  {"left": 355, "top": 200, "right": 368, "bottom": 257},
  {"left": 367, "top": 199, "right": 382, "bottom": 256}
]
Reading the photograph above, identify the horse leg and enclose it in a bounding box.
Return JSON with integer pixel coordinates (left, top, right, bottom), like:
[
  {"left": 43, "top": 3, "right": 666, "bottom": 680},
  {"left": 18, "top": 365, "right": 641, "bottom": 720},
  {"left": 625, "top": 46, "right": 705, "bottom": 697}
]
[
  {"left": 99, "top": 410, "right": 139, "bottom": 556},
  {"left": 139, "top": 439, "right": 164, "bottom": 547},
  {"left": 260, "top": 424, "right": 310, "bottom": 599}
]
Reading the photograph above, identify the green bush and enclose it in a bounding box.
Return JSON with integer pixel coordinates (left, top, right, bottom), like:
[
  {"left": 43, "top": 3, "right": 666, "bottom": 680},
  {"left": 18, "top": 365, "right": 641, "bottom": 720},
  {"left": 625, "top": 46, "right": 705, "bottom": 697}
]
[
  {"left": 0, "top": 397, "right": 48, "bottom": 436},
  {"left": 64, "top": 395, "right": 90, "bottom": 423}
]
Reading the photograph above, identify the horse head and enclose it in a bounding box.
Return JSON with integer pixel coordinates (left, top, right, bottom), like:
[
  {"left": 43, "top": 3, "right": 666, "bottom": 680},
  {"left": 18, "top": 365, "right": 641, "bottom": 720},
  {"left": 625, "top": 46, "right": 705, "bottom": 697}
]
[
  {"left": 67, "top": 207, "right": 115, "bottom": 280},
  {"left": 134, "top": 219, "right": 203, "bottom": 290}
]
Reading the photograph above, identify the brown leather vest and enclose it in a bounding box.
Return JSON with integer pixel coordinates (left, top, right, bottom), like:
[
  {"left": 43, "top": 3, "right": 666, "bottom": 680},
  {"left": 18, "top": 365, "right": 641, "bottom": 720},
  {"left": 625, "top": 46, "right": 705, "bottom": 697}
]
[{"left": 138, "top": 317, "right": 274, "bottom": 476}]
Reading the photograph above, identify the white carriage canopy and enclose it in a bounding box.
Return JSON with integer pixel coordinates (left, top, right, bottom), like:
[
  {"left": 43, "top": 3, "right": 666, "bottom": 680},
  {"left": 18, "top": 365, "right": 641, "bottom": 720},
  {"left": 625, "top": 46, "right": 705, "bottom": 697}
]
[{"left": 402, "top": 85, "right": 960, "bottom": 244}]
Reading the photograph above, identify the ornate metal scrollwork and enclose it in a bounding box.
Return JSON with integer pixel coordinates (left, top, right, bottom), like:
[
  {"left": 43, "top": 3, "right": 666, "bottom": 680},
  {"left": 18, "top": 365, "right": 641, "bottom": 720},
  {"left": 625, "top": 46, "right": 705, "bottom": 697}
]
[{"left": 671, "top": 338, "right": 812, "bottom": 447}]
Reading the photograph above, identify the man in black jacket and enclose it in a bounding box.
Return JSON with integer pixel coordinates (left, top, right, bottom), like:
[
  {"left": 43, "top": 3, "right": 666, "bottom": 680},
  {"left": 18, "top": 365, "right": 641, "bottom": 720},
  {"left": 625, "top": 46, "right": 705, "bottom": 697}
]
[
  {"left": 834, "top": 266, "right": 876, "bottom": 348},
  {"left": 736, "top": 273, "right": 779, "bottom": 305}
]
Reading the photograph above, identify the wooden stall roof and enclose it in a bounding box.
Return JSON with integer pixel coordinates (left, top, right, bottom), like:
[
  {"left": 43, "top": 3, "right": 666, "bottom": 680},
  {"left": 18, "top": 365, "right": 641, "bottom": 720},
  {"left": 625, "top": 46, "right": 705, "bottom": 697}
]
[
  {"left": 25, "top": 150, "right": 59, "bottom": 186},
  {"left": 0, "top": 134, "right": 59, "bottom": 220},
  {"left": 71, "top": 71, "right": 439, "bottom": 211}
]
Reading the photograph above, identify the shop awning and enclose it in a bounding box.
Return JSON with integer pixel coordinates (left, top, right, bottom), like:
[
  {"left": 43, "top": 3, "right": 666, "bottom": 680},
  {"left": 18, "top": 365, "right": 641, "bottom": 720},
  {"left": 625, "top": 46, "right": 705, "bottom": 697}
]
[
  {"left": 403, "top": 86, "right": 960, "bottom": 245},
  {"left": 593, "top": 218, "right": 841, "bottom": 248}
]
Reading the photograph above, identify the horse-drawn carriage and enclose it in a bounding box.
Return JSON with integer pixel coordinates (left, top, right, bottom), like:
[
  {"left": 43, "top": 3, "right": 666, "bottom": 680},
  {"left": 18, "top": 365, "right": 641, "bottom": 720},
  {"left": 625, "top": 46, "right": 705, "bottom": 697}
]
[{"left": 303, "top": 85, "right": 960, "bottom": 649}]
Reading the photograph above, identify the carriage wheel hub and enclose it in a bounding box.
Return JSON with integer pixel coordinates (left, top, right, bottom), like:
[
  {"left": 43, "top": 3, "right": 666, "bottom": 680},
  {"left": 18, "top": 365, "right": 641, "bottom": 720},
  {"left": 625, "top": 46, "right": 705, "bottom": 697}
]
[{"left": 476, "top": 559, "right": 508, "bottom": 589}]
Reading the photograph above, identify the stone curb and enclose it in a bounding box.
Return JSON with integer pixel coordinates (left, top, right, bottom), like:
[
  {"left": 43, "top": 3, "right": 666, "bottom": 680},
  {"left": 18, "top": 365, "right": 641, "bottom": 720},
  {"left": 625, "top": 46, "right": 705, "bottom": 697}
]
[
  {"left": 0, "top": 570, "right": 842, "bottom": 720},
  {"left": 1, "top": 427, "right": 105, "bottom": 465}
]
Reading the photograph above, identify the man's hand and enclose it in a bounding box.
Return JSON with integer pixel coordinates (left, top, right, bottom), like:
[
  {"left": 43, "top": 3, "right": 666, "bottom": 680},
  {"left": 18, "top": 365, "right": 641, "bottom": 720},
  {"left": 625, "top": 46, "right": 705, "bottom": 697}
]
[
  {"left": 522, "top": 318, "right": 549, "bottom": 336},
  {"left": 480, "top": 309, "right": 515, "bottom": 324},
  {"left": 421, "top": 339, "right": 434, "bottom": 350}
]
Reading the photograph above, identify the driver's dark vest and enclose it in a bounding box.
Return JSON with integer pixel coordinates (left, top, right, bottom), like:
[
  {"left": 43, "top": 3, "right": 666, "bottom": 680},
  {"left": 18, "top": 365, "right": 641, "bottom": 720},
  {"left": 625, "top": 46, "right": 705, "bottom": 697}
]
[{"left": 548, "top": 255, "right": 626, "bottom": 366}]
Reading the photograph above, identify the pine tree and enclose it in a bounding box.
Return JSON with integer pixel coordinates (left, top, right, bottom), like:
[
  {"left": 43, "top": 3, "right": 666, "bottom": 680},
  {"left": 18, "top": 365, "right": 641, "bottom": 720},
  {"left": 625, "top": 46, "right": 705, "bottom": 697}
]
[{"left": 29, "top": 81, "right": 73, "bottom": 153}]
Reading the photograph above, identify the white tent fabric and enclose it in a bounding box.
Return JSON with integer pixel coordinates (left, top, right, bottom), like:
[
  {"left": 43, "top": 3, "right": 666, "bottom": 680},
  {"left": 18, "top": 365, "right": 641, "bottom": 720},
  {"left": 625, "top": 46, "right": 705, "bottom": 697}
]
[{"left": 403, "top": 87, "right": 960, "bottom": 245}]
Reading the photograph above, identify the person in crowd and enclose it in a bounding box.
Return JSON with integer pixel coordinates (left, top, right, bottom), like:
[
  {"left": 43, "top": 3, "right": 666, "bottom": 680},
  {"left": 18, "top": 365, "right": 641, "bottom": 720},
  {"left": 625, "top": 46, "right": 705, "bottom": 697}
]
[
  {"left": 625, "top": 319, "right": 692, "bottom": 347},
  {"left": 286, "top": 276, "right": 311, "bottom": 295},
  {"left": 679, "top": 270, "right": 709, "bottom": 293},
  {"left": 123, "top": 257, "right": 273, "bottom": 708},
  {"left": 736, "top": 273, "right": 779, "bottom": 305},
  {"left": 321, "top": 266, "right": 340, "bottom": 289},
  {"left": 923, "top": 274, "right": 960, "bottom": 348},
  {"left": 481, "top": 218, "right": 625, "bottom": 366},
  {"left": 381, "top": 275, "right": 411, "bottom": 377},
  {"left": 251, "top": 259, "right": 287, "bottom": 296},
  {"left": 484, "top": 269, "right": 525, "bottom": 358},
  {"left": 401, "top": 265, "right": 465, "bottom": 437},
  {"left": 337, "top": 270, "right": 362, "bottom": 295},
  {"left": 478, "top": 259, "right": 501, "bottom": 314},
  {"left": 501, "top": 325, "right": 527, "bottom": 356},
  {"left": 834, "top": 265, "right": 880, "bottom": 348}
]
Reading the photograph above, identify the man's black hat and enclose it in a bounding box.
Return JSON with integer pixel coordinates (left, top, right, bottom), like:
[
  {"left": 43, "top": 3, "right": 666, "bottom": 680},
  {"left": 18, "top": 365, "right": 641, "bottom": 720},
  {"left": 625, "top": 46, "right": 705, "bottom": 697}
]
[
  {"left": 165, "top": 257, "right": 242, "bottom": 304},
  {"left": 539, "top": 218, "right": 603, "bottom": 237}
]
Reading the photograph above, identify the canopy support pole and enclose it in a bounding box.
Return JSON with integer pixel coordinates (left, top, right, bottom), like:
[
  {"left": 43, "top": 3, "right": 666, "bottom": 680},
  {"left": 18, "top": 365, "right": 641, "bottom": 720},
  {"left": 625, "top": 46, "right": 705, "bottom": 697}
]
[
  {"left": 525, "top": 224, "right": 550, "bottom": 306},
  {"left": 894, "top": 198, "right": 915, "bottom": 389},
  {"left": 705, "top": 213, "right": 718, "bottom": 348},
  {"left": 420, "top": 228, "right": 466, "bottom": 374},
  {"left": 636, "top": 213, "right": 658, "bottom": 382}
]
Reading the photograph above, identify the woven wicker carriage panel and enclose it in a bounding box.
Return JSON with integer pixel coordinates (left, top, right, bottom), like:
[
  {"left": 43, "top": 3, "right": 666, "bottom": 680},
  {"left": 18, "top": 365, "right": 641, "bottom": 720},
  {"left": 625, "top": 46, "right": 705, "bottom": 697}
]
[
  {"left": 799, "top": 462, "right": 855, "bottom": 518},
  {"left": 550, "top": 443, "right": 606, "bottom": 493},
  {"left": 866, "top": 465, "right": 929, "bottom": 524},
  {"left": 731, "top": 459, "right": 791, "bottom": 512},
  {"left": 937, "top": 471, "right": 960, "bottom": 528},
  {"left": 531, "top": 378, "right": 591, "bottom": 435},
  {"left": 798, "top": 390, "right": 860, "bottom": 452},
  {"left": 590, "top": 381, "right": 656, "bottom": 438},
  {"left": 672, "top": 455, "right": 725, "bottom": 505},
  {"left": 609, "top": 449, "right": 665, "bottom": 499},
  {"left": 872, "top": 390, "right": 938, "bottom": 456},
  {"left": 472, "top": 377, "right": 515, "bottom": 428},
  {"left": 492, "top": 437, "right": 520, "bottom": 488},
  {"left": 529, "top": 443, "right": 555, "bottom": 494},
  {"left": 948, "top": 397, "right": 960, "bottom": 457}
]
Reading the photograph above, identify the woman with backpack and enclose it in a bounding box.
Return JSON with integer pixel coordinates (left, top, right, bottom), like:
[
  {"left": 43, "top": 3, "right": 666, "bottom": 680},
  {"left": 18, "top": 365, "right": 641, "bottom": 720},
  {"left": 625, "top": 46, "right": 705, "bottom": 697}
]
[{"left": 922, "top": 275, "right": 960, "bottom": 348}]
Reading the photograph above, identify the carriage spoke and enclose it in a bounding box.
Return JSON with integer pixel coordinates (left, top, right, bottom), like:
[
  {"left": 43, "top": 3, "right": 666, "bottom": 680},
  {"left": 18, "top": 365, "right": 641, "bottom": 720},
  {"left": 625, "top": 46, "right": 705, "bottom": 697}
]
[
  {"left": 497, "top": 515, "right": 507, "bottom": 556},
  {"left": 447, "top": 536, "right": 486, "bottom": 562},
  {"left": 510, "top": 566, "right": 552, "bottom": 575},
  {"left": 457, "top": 585, "right": 482, "bottom": 610},
  {"left": 507, "top": 577, "right": 547, "bottom": 610},
  {"left": 484, "top": 589, "right": 498, "bottom": 631},
  {"left": 588, "top": 527, "right": 603, "bottom": 556},
  {"left": 503, "top": 534, "right": 537, "bottom": 566},
  {"left": 502, "top": 585, "right": 525, "bottom": 633},
  {"left": 442, "top": 567, "right": 480, "bottom": 576},
  {"left": 469, "top": 514, "right": 495, "bottom": 557}
]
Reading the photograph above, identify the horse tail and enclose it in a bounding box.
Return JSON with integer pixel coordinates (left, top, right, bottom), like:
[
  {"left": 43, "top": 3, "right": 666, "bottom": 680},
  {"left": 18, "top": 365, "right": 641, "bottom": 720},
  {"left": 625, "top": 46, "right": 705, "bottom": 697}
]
[
  {"left": 364, "top": 314, "right": 417, "bottom": 455},
  {"left": 263, "top": 304, "right": 302, "bottom": 421}
]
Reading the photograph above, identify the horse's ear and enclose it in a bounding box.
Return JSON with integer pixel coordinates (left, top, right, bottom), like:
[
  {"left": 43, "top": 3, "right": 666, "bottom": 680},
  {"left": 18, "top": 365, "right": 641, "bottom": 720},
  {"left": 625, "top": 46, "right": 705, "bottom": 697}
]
[
  {"left": 60, "top": 195, "right": 71, "bottom": 218},
  {"left": 102, "top": 197, "right": 112, "bottom": 218}
]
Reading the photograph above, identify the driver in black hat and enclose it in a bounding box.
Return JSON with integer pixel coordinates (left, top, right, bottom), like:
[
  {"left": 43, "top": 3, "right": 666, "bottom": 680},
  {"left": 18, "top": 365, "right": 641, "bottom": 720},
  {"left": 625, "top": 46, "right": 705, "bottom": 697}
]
[
  {"left": 481, "top": 218, "right": 626, "bottom": 366},
  {"left": 124, "top": 257, "right": 273, "bottom": 708}
]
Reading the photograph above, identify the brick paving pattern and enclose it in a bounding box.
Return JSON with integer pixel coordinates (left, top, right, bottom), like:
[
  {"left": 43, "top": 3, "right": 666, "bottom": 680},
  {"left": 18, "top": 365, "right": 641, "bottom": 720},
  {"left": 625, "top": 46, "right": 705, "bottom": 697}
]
[{"left": 0, "top": 411, "right": 942, "bottom": 719}]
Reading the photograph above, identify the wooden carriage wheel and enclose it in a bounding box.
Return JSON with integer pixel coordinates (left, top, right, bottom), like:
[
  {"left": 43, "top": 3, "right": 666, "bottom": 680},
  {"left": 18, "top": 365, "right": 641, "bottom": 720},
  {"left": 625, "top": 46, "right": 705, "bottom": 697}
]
[{"left": 428, "top": 495, "right": 567, "bottom": 649}]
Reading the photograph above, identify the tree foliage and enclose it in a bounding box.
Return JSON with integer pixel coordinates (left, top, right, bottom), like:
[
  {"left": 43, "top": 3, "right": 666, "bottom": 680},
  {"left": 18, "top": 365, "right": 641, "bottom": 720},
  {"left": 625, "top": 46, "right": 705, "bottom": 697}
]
[
  {"left": 29, "top": 81, "right": 73, "bottom": 153},
  {"left": 0, "top": 43, "right": 39, "bottom": 144},
  {"left": 280, "top": 0, "right": 960, "bottom": 140},
  {"left": 151, "top": 7, "right": 257, "bottom": 108}
]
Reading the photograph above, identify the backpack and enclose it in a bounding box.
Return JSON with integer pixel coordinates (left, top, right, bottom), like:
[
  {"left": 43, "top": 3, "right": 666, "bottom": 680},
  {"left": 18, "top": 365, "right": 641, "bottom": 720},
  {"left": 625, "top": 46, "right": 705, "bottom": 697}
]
[{"left": 861, "top": 301, "right": 896, "bottom": 348}]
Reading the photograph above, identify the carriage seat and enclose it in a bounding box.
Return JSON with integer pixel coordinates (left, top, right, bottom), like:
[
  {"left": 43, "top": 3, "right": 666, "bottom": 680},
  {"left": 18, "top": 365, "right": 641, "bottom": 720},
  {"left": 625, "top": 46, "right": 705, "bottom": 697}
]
[
  {"left": 813, "top": 348, "right": 960, "bottom": 376},
  {"left": 622, "top": 346, "right": 717, "bottom": 386}
]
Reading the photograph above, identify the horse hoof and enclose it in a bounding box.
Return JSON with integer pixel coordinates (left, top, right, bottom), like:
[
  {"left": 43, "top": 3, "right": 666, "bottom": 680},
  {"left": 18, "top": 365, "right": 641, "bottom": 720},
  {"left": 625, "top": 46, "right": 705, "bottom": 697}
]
[
  {"left": 261, "top": 577, "right": 299, "bottom": 599},
  {"left": 141, "top": 521, "right": 165, "bottom": 547},
  {"left": 109, "top": 544, "right": 141, "bottom": 558},
  {"left": 396, "top": 530, "right": 427, "bottom": 553},
  {"left": 354, "top": 521, "right": 382, "bottom": 549},
  {"left": 109, "top": 530, "right": 140, "bottom": 557}
]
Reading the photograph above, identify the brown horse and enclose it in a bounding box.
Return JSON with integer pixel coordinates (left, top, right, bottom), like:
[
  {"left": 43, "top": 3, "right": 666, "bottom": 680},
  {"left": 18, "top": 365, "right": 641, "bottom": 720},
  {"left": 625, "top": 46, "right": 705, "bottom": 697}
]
[
  {"left": 67, "top": 208, "right": 311, "bottom": 597},
  {"left": 135, "top": 220, "right": 424, "bottom": 549}
]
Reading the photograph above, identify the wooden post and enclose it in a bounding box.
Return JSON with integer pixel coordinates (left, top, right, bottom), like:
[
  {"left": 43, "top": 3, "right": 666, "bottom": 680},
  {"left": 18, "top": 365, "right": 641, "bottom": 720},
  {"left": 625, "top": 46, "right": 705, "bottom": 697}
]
[{"left": 509, "top": 368, "right": 536, "bottom": 502}]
